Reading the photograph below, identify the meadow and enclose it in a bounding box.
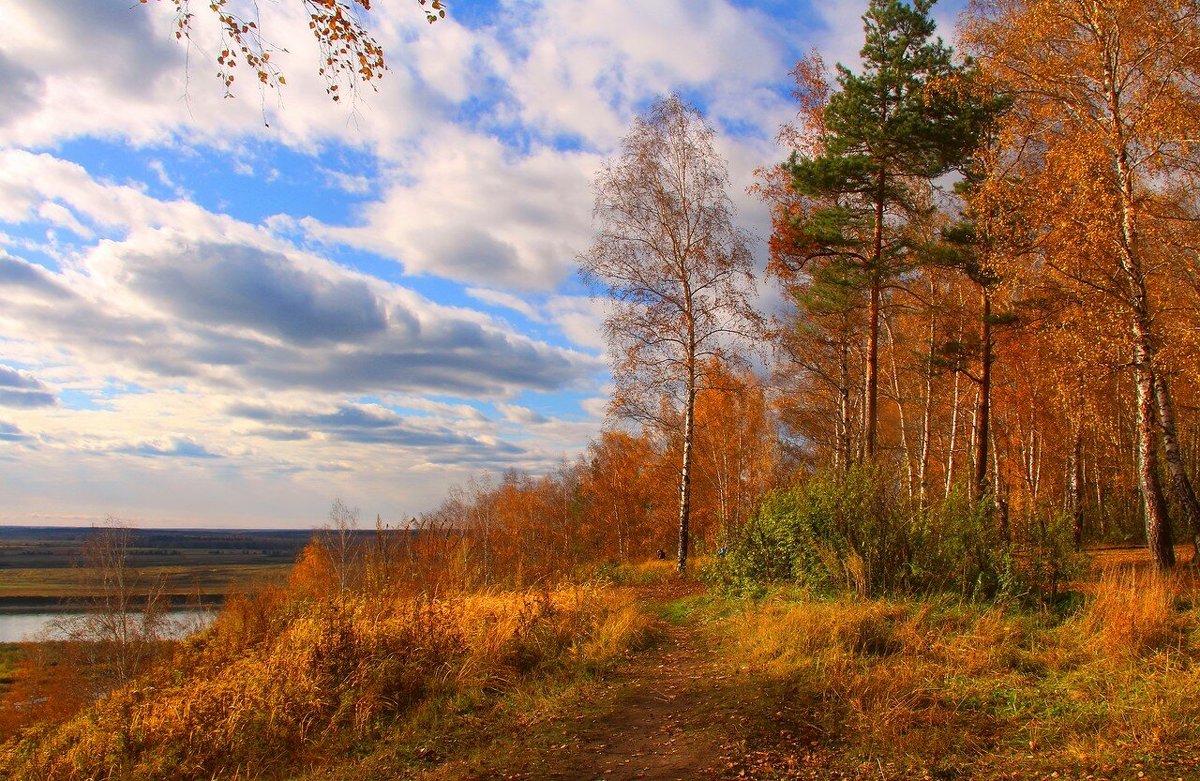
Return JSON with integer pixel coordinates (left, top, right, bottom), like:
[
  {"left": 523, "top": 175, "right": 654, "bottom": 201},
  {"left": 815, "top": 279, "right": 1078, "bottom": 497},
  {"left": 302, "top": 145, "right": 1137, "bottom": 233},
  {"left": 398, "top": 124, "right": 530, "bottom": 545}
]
[{"left": 2, "top": 542, "right": 1199, "bottom": 780}]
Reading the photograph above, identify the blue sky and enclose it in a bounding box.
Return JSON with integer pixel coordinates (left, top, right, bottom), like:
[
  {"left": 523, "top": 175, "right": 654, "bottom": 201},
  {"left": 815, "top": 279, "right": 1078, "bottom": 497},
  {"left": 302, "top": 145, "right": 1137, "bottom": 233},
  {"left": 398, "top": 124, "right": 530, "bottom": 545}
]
[{"left": 0, "top": 0, "right": 967, "bottom": 527}]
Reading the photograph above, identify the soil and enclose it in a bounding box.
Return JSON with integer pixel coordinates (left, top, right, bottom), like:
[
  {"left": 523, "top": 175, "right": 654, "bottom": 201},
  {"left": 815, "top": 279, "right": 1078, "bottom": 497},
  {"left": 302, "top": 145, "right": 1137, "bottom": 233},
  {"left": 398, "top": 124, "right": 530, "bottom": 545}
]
[
  {"left": 442, "top": 581, "right": 719, "bottom": 780},
  {"left": 443, "top": 582, "right": 827, "bottom": 781}
]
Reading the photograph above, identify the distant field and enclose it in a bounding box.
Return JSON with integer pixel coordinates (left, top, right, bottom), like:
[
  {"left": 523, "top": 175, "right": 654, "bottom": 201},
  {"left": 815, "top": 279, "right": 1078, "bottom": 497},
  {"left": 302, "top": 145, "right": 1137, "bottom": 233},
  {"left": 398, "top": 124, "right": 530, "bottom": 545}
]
[
  {"left": 0, "top": 527, "right": 317, "bottom": 610},
  {"left": 0, "top": 563, "right": 292, "bottom": 607},
  {"left": 0, "top": 527, "right": 313, "bottom": 568},
  {"left": 0, "top": 644, "right": 17, "bottom": 689}
]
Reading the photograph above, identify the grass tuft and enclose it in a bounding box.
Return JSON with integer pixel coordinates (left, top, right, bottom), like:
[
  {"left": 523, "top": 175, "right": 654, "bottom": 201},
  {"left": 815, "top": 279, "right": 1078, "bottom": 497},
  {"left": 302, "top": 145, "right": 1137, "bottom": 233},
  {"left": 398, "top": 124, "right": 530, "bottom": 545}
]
[{"left": 1069, "top": 567, "right": 1191, "bottom": 659}]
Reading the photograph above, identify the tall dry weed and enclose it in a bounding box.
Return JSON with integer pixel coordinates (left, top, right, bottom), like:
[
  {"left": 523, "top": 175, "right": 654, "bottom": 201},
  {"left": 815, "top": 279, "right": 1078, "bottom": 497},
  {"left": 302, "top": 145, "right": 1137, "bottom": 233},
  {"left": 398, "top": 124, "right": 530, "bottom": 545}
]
[{"left": 1071, "top": 568, "right": 1189, "bottom": 658}]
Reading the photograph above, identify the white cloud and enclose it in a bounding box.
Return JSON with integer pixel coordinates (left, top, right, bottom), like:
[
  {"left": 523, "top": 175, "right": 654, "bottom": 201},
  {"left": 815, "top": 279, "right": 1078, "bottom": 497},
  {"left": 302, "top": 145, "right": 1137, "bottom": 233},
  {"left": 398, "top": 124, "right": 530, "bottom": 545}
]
[
  {"left": 0, "top": 0, "right": 973, "bottom": 525},
  {"left": 318, "top": 166, "right": 373, "bottom": 195},
  {"left": 3, "top": 232, "right": 599, "bottom": 399},
  {"left": 544, "top": 295, "right": 609, "bottom": 353},
  {"left": 0, "top": 0, "right": 448, "bottom": 152},
  {"left": 467, "top": 287, "right": 544, "bottom": 321},
  {"left": 495, "top": 403, "right": 548, "bottom": 426},
  {"left": 580, "top": 396, "right": 609, "bottom": 419},
  {"left": 309, "top": 131, "right": 600, "bottom": 290},
  {"left": 35, "top": 202, "right": 93, "bottom": 239},
  {"left": 0, "top": 151, "right": 607, "bottom": 521},
  {"left": 481, "top": 0, "right": 785, "bottom": 146}
]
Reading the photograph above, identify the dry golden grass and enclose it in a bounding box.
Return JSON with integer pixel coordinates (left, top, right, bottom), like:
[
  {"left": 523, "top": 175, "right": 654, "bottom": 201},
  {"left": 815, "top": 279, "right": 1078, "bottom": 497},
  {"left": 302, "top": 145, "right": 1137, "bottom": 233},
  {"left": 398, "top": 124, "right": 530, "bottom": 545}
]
[
  {"left": 1070, "top": 567, "right": 1191, "bottom": 658},
  {"left": 0, "top": 583, "right": 650, "bottom": 781},
  {"left": 715, "top": 571, "right": 1200, "bottom": 775},
  {"left": 600, "top": 558, "right": 682, "bottom": 586},
  {"left": 9, "top": 543, "right": 1200, "bottom": 780}
]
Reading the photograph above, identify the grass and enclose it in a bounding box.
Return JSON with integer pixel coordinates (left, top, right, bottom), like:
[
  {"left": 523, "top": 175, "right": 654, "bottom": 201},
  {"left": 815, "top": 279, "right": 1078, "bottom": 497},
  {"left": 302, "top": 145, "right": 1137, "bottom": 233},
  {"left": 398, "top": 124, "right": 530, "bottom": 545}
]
[
  {"left": 5, "top": 549, "right": 1200, "bottom": 780},
  {"left": 0, "top": 645, "right": 18, "bottom": 695},
  {"left": 284, "top": 662, "right": 620, "bottom": 781},
  {"left": 595, "top": 558, "right": 680, "bottom": 586},
  {"left": 703, "top": 570, "right": 1200, "bottom": 778},
  {"left": 0, "top": 581, "right": 653, "bottom": 781}
]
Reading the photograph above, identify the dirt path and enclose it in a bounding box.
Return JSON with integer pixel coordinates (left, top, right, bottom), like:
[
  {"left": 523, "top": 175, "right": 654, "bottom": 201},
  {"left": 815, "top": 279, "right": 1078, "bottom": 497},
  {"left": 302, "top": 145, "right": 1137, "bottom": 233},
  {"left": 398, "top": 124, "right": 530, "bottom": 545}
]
[
  {"left": 532, "top": 622, "right": 732, "bottom": 780},
  {"left": 405, "top": 582, "right": 838, "bottom": 781},
  {"left": 450, "top": 585, "right": 771, "bottom": 781}
]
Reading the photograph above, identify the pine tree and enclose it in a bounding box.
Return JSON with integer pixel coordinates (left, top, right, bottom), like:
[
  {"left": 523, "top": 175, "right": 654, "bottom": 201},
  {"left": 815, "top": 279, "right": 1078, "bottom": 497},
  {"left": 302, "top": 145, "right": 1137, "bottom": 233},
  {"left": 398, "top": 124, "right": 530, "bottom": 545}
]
[{"left": 786, "top": 0, "right": 991, "bottom": 460}]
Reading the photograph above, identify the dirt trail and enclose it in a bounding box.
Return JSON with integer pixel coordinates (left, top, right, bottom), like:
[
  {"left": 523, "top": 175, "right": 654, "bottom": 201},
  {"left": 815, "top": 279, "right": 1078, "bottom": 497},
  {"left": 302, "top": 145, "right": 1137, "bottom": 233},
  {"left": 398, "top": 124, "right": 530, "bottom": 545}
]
[
  {"left": 535, "top": 623, "right": 731, "bottom": 780},
  {"left": 456, "top": 584, "right": 763, "bottom": 781}
]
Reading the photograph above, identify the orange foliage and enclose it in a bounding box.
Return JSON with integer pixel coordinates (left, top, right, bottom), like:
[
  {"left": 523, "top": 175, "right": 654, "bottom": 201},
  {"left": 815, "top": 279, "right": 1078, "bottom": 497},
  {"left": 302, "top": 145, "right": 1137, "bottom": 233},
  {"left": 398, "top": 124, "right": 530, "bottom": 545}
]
[
  {"left": 0, "top": 644, "right": 91, "bottom": 743},
  {"left": 689, "top": 361, "right": 781, "bottom": 542}
]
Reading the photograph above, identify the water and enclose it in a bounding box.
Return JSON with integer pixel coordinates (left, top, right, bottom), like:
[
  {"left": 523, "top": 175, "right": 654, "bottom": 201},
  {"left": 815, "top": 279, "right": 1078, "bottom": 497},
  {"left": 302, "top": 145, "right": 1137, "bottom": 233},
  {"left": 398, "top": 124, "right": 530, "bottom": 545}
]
[{"left": 0, "top": 610, "right": 216, "bottom": 643}]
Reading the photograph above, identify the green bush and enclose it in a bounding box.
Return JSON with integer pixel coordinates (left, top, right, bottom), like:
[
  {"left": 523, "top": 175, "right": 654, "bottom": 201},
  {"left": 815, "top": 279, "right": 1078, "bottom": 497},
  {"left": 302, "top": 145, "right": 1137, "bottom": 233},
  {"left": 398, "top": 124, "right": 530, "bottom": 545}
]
[
  {"left": 911, "top": 487, "right": 1012, "bottom": 599},
  {"left": 1010, "top": 509, "right": 1086, "bottom": 606},
  {"left": 714, "top": 466, "right": 908, "bottom": 598},
  {"left": 715, "top": 467, "right": 1081, "bottom": 604}
]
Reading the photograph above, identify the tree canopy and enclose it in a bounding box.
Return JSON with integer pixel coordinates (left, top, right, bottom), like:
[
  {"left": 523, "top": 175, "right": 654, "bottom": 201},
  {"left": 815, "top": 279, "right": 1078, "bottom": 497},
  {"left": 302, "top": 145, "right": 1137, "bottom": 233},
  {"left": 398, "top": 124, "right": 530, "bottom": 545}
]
[{"left": 784, "top": 0, "right": 994, "bottom": 460}]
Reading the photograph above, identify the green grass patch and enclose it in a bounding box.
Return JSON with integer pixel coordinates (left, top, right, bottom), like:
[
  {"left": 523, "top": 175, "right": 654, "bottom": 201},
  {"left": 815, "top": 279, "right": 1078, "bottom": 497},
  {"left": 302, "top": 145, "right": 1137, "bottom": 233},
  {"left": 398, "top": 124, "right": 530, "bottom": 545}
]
[{"left": 0, "top": 645, "right": 20, "bottom": 692}]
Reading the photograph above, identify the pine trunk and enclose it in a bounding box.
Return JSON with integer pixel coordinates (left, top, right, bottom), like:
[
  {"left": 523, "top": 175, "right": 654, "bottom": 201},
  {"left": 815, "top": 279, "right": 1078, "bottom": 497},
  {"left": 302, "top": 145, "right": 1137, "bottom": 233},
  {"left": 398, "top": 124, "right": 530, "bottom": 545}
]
[
  {"left": 865, "top": 277, "right": 881, "bottom": 461},
  {"left": 865, "top": 170, "right": 885, "bottom": 462}
]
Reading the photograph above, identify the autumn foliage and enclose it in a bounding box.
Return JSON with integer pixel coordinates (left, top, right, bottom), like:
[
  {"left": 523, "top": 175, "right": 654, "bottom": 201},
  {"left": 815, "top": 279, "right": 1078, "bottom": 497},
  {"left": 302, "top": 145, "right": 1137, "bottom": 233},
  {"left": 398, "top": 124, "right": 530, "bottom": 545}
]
[{"left": 0, "top": 556, "right": 648, "bottom": 780}]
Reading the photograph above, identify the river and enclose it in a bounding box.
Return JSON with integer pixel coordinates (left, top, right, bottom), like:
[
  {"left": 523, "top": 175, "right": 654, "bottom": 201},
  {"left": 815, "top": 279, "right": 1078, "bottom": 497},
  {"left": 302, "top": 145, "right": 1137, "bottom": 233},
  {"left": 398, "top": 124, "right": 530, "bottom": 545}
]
[{"left": 0, "top": 610, "right": 216, "bottom": 643}]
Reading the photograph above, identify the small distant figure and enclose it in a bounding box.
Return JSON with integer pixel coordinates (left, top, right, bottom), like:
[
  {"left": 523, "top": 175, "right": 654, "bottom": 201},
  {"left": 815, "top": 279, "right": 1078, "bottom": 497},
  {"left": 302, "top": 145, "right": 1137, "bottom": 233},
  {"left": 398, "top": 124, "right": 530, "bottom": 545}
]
[
  {"left": 717, "top": 547, "right": 727, "bottom": 559},
  {"left": 655, "top": 548, "right": 666, "bottom": 561}
]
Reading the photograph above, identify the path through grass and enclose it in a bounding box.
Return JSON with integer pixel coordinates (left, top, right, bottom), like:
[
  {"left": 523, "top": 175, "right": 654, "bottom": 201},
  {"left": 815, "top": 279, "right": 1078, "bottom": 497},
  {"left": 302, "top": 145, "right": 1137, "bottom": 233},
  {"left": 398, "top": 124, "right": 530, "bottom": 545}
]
[{"left": 390, "top": 573, "right": 1200, "bottom": 781}]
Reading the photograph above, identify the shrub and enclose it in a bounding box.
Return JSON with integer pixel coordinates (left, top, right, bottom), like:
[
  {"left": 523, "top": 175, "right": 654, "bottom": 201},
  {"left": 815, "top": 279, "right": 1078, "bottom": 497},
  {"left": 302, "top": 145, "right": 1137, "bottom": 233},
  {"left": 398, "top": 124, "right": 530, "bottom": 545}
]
[
  {"left": 714, "top": 466, "right": 908, "bottom": 597},
  {"left": 910, "top": 488, "right": 1012, "bottom": 599},
  {"left": 715, "top": 468, "right": 1080, "bottom": 603}
]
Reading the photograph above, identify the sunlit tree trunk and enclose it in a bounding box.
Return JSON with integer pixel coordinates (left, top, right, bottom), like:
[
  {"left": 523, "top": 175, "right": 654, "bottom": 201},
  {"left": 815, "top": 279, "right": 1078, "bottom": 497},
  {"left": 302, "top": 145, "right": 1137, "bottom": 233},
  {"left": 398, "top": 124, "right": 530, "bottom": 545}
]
[
  {"left": 1069, "top": 424, "right": 1084, "bottom": 550},
  {"left": 839, "top": 332, "right": 853, "bottom": 475},
  {"left": 918, "top": 299, "right": 936, "bottom": 508},
  {"left": 946, "top": 358, "right": 962, "bottom": 498},
  {"left": 883, "top": 313, "right": 914, "bottom": 498},
  {"left": 1135, "top": 343, "right": 1175, "bottom": 567},
  {"left": 968, "top": 388, "right": 981, "bottom": 499},
  {"left": 865, "top": 215, "right": 884, "bottom": 461},
  {"left": 677, "top": 378, "right": 696, "bottom": 572}
]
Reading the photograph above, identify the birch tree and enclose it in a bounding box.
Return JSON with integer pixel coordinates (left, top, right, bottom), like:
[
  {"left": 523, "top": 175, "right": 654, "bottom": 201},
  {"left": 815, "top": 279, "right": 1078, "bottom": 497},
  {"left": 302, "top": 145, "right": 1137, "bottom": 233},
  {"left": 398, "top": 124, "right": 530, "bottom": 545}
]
[
  {"left": 966, "top": 0, "right": 1200, "bottom": 567},
  {"left": 580, "top": 95, "right": 758, "bottom": 573},
  {"left": 145, "top": 0, "right": 445, "bottom": 100}
]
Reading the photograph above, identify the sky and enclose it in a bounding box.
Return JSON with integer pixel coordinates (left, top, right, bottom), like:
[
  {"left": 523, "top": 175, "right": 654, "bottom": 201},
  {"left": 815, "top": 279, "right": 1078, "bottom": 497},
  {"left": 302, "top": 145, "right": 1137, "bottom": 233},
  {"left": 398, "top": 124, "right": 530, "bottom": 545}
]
[{"left": 0, "top": 0, "right": 968, "bottom": 528}]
